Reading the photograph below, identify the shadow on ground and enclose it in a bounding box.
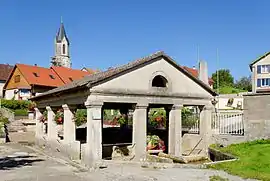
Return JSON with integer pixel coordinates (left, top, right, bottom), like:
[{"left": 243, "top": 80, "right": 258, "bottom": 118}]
[{"left": 0, "top": 155, "right": 44, "bottom": 170}]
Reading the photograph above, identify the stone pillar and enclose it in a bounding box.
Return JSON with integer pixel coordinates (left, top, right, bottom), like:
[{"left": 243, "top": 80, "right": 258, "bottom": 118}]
[
  {"left": 34, "top": 108, "right": 43, "bottom": 138},
  {"left": 84, "top": 102, "right": 103, "bottom": 167},
  {"left": 62, "top": 104, "right": 76, "bottom": 143},
  {"left": 46, "top": 106, "right": 57, "bottom": 140},
  {"left": 132, "top": 103, "right": 148, "bottom": 161},
  {"left": 200, "top": 104, "right": 213, "bottom": 156},
  {"left": 169, "top": 105, "right": 183, "bottom": 156}
]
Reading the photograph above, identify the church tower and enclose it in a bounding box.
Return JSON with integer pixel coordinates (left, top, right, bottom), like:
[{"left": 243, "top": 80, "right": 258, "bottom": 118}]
[{"left": 51, "top": 21, "right": 71, "bottom": 68}]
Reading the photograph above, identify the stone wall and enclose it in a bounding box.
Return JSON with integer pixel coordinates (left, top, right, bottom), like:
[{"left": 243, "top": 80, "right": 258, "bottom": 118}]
[{"left": 244, "top": 93, "right": 270, "bottom": 140}]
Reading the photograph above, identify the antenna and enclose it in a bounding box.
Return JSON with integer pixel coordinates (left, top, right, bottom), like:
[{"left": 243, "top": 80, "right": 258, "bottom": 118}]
[
  {"left": 197, "top": 46, "right": 200, "bottom": 68},
  {"left": 216, "top": 48, "right": 220, "bottom": 95}
]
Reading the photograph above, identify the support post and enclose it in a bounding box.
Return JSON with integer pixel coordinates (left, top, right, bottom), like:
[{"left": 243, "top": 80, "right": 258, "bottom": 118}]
[
  {"left": 62, "top": 104, "right": 76, "bottom": 143},
  {"left": 46, "top": 106, "right": 57, "bottom": 140},
  {"left": 132, "top": 103, "right": 148, "bottom": 161},
  {"left": 34, "top": 108, "right": 43, "bottom": 138},
  {"left": 84, "top": 102, "right": 103, "bottom": 167},
  {"left": 169, "top": 104, "right": 183, "bottom": 156},
  {"left": 200, "top": 104, "right": 213, "bottom": 156}
]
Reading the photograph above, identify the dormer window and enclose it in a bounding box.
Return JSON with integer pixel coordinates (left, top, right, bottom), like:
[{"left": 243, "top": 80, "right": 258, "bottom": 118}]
[
  {"left": 69, "top": 77, "right": 73, "bottom": 81},
  {"left": 33, "top": 72, "right": 39, "bottom": 77},
  {"left": 152, "top": 75, "right": 168, "bottom": 88},
  {"left": 49, "top": 75, "right": 55, "bottom": 79}
]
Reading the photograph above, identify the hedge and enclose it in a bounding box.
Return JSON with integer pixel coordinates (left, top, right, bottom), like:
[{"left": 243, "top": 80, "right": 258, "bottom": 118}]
[
  {"left": 14, "top": 109, "right": 28, "bottom": 116},
  {"left": 0, "top": 99, "right": 32, "bottom": 110}
]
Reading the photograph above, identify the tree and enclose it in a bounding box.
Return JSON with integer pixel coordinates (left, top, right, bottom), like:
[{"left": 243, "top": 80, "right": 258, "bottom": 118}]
[
  {"left": 235, "top": 76, "right": 252, "bottom": 92},
  {"left": 211, "top": 69, "right": 234, "bottom": 89}
]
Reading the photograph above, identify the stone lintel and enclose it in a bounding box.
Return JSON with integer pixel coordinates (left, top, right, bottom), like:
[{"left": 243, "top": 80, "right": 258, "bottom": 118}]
[
  {"left": 172, "top": 104, "right": 183, "bottom": 110},
  {"left": 85, "top": 101, "right": 103, "bottom": 109},
  {"left": 135, "top": 103, "right": 148, "bottom": 109}
]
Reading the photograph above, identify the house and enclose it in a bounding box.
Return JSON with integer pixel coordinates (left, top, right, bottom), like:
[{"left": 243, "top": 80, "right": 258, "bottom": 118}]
[
  {"left": 250, "top": 52, "right": 270, "bottom": 93},
  {"left": 3, "top": 64, "right": 90, "bottom": 100},
  {"left": 0, "top": 64, "right": 14, "bottom": 98},
  {"left": 182, "top": 66, "right": 214, "bottom": 88}
]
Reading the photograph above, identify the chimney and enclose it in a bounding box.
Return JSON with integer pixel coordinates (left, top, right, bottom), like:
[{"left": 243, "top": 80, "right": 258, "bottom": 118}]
[
  {"left": 199, "top": 60, "right": 209, "bottom": 85},
  {"left": 192, "top": 66, "right": 196, "bottom": 70}
]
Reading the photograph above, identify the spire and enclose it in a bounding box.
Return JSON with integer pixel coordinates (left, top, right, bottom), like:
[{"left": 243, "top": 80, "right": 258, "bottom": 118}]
[{"left": 56, "top": 20, "right": 69, "bottom": 44}]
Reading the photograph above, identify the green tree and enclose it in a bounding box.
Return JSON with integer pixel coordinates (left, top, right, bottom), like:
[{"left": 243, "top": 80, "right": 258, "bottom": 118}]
[
  {"left": 235, "top": 76, "right": 252, "bottom": 92},
  {"left": 211, "top": 69, "right": 234, "bottom": 89}
]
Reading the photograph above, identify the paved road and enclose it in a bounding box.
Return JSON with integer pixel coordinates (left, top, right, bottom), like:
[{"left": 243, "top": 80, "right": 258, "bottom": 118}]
[{"left": 0, "top": 143, "right": 256, "bottom": 181}]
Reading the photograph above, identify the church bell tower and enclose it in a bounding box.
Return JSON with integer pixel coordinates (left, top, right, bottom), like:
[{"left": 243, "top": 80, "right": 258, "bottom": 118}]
[{"left": 51, "top": 20, "right": 71, "bottom": 68}]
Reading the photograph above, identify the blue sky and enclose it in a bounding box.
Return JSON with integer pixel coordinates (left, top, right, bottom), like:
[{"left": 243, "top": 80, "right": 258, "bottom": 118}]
[{"left": 0, "top": 1, "right": 269, "bottom": 80}]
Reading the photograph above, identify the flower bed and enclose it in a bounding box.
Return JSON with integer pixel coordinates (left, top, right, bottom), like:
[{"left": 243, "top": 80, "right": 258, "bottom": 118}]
[{"left": 146, "top": 135, "right": 165, "bottom": 151}]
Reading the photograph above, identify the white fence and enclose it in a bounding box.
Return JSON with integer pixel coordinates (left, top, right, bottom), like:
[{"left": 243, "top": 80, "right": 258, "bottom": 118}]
[{"left": 212, "top": 112, "right": 244, "bottom": 135}]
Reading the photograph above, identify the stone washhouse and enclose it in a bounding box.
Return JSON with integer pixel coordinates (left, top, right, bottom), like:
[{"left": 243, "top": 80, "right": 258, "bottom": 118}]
[{"left": 31, "top": 51, "right": 217, "bottom": 167}]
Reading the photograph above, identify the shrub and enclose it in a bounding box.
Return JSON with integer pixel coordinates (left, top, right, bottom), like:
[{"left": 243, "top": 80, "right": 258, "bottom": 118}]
[
  {"left": 54, "top": 109, "right": 64, "bottom": 125},
  {"left": 0, "top": 99, "right": 33, "bottom": 110},
  {"left": 14, "top": 109, "right": 28, "bottom": 116},
  {"left": 74, "top": 109, "right": 87, "bottom": 126}
]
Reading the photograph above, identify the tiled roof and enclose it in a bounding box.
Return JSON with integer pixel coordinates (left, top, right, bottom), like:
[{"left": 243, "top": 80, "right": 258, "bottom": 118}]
[
  {"left": 16, "top": 64, "right": 65, "bottom": 87},
  {"left": 0, "top": 64, "right": 13, "bottom": 81},
  {"left": 82, "top": 67, "right": 101, "bottom": 74},
  {"left": 182, "top": 66, "right": 214, "bottom": 85},
  {"left": 249, "top": 51, "right": 270, "bottom": 70},
  {"left": 51, "top": 66, "right": 90, "bottom": 84},
  {"left": 32, "top": 51, "right": 217, "bottom": 99}
]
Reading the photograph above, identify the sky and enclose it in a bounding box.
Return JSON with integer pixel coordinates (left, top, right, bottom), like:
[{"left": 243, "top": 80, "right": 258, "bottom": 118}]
[{"left": 0, "top": 1, "right": 270, "bottom": 80}]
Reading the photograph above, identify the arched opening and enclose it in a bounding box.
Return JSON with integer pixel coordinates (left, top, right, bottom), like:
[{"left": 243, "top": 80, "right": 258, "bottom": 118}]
[
  {"left": 152, "top": 75, "right": 168, "bottom": 88},
  {"left": 63, "top": 44, "right": 66, "bottom": 54}
]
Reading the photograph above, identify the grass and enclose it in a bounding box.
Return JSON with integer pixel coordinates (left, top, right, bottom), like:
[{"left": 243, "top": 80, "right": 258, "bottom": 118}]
[
  {"left": 208, "top": 139, "right": 270, "bottom": 180},
  {"left": 14, "top": 109, "right": 28, "bottom": 116},
  {"left": 209, "top": 175, "right": 229, "bottom": 181},
  {"left": 216, "top": 86, "right": 247, "bottom": 94}
]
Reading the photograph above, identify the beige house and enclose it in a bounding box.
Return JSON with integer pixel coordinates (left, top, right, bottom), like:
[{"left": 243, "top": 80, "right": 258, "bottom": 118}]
[
  {"left": 250, "top": 52, "right": 270, "bottom": 93},
  {"left": 31, "top": 51, "right": 216, "bottom": 168}
]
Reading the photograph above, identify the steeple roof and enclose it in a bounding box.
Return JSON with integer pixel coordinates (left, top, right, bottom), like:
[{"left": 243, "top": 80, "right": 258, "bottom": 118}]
[{"left": 56, "top": 23, "right": 69, "bottom": 44}]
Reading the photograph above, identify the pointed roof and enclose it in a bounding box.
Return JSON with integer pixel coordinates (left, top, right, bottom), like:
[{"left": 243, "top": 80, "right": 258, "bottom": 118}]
[{"left": 56, "top": 23, "right": 69, "bottom": 44}]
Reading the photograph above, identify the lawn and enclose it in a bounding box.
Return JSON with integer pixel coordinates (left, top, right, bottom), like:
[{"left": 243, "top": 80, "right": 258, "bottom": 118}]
[{"left": 208, "top": 139, "right": 270, "bottom": 181}]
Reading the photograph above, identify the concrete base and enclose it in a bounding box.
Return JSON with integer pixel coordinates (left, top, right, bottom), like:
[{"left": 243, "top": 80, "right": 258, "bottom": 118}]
[{"left": 35, "top": 136, "right": 80, "bottom": 161}]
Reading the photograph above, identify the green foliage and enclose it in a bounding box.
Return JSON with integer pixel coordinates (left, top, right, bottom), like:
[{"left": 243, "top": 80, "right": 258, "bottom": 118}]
[
  {"left": 38, "top": 110, "right": 47, "bottom": 122},
  {"left": 1, "top": 99, "right": 32, "bottom": 110},
  {"left": 14, "top": 109, "right": 28, "bottom": 116},
  {"left": 181, "top": 107, "right": 198, "bottom": 128},
  {"left": 74, "top": 109, "right": 87, "bottom": 126},
  {"left": 54, "top": 109, "right": 64, "bottom": 124},
  {"left": 217, "top": 86, "right": 247, "bottom": 94},
  {"left": 234, "top": 76, "right": 252, "bottom": 92},
  {"left": 212, "top": 69, "right": 234, "bottom": 89},
  {"left": 0, "top": 112, "right": 9, "bottom": 125},
  {"left": 208, "top": 139, "right": 270, "bottom": 180},
  {"left": 209, "top": 175, "right": 229, "bottom": 181},
  {"left": 148, "top": 108, "right": 166, "bottom": 128}
]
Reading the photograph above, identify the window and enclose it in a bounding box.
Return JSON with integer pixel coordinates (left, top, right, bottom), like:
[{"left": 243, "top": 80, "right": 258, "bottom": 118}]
[
  {"left": 152, "top": 75, "right": 168, "bottom": 88},
  {"left": 257, "top": 78, "right": 270, "bottom": 87},
  {"left": 33, "top": 72, "right": 39, "bottom": 77},
  {"left": 69, "top": 77, "right": 73, "bottom": 81},
  {"left": 14, "top": 75, "right": 20, "bottom": 83},
  {"left": 63, "top": 44, "right": 66, "bottom": 54},
  {"left": 49, "top": 75, "right": 55, "bottom": 79},
  {"left": 257, "top": 65, "right": 270, "bottom": 74}
]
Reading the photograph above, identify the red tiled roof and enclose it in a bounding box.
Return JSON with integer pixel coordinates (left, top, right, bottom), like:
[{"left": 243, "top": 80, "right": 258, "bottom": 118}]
[
  {"left": 16, "top": 64, "right": 65, "bottom": 87},
  {"left": 182, "top": 66, "right": 214, "bottom": 85},
  {"left": 51, "top": 66, "right": 90, "bottom": 84},
  {"left": 0, "top": 64, "right": 14, "bottom": 81}
]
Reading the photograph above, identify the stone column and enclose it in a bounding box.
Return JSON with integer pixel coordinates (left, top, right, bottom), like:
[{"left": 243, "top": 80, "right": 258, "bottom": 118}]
[
  {"left": 85, "top": 102, "right": 103, "bottom": 167},
  {"left": 46, "top": 106, "right": 57, "bottom": 140},
  {"left": 34, "top": 108, "right": 43, "bottom": 138},
  {"left": 200, "top": 104, "right": 213, "bottom": 156},
  {"left": 62, "top": 104, "right": 76, "bottom": 143},
  {"left": 132, "top": 103, "right": 148, "bottom": 161},
  {"left": 169, "top": 104, "right": 183, "bottom": 156}
]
